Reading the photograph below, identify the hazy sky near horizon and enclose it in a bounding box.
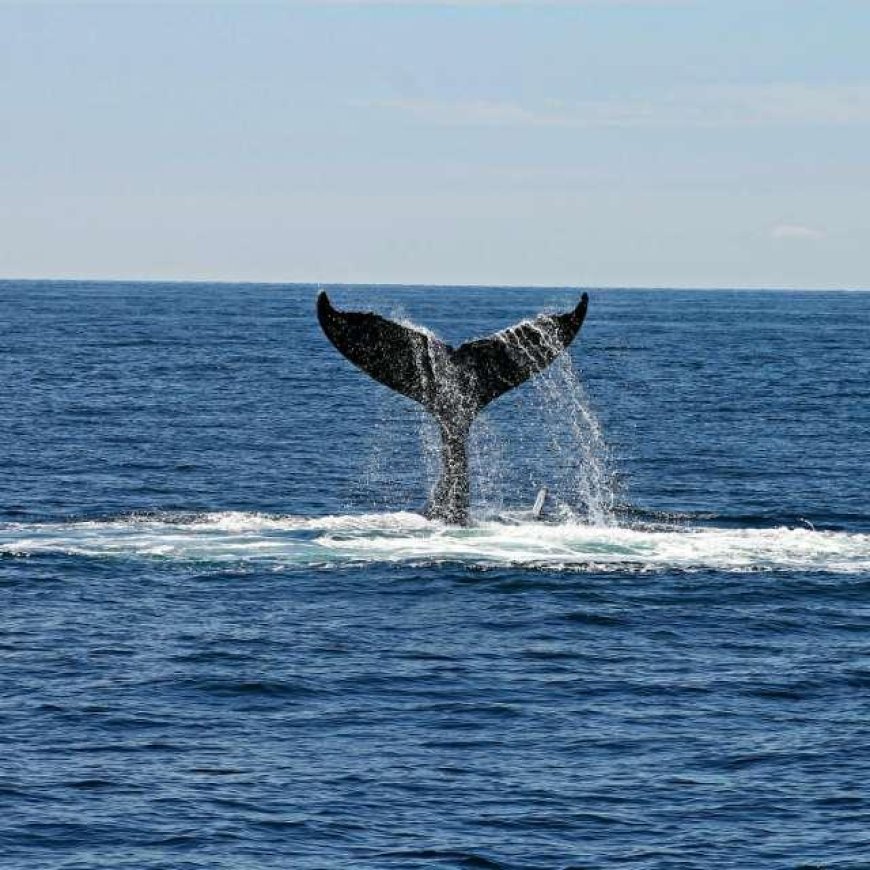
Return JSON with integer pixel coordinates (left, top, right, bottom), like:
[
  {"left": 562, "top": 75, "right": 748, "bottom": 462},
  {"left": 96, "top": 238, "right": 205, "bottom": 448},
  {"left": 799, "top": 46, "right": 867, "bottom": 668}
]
[{"left": 1, "top": 1, "right": 868, "bottom": 288}]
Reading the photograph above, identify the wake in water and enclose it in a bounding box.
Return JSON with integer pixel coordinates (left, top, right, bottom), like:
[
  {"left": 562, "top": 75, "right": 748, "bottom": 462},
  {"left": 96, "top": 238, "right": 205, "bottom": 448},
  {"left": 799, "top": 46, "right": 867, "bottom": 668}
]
[{"left": 3, "top": 511, "right": 870, "bottom": 573}]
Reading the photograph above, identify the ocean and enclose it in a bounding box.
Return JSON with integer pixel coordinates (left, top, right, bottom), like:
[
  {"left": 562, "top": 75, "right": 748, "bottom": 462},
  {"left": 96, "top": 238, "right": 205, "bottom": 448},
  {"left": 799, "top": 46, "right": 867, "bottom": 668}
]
[{"left": 1, "top": 281, "right": 869, "bottom": 869}]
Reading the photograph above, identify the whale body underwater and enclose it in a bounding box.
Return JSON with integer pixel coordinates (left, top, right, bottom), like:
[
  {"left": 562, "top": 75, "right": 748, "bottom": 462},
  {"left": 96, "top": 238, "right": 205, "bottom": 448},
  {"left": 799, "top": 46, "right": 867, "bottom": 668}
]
[{"left": 316, "top": 291, "right": 589, "bottom": 525}]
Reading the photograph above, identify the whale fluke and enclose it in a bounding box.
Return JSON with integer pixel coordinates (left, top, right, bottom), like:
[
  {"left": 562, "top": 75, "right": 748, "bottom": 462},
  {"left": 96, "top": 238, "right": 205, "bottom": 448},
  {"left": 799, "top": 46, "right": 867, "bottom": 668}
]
[{"left": 317, "top": 291, "right": 589, "bottom": 524}]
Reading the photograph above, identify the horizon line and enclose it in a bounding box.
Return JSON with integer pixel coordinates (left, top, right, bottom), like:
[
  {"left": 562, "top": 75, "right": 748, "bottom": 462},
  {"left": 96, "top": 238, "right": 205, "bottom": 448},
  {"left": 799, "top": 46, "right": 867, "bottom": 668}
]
[{"left": 0, "top": 275, "right": 868, "bottom": 293}]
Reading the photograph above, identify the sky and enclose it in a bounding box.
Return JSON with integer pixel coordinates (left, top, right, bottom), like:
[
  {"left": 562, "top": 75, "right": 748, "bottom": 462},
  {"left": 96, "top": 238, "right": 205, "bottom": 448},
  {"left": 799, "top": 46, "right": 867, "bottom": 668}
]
[{"left": 1, "top": 0, "right": 868, "bottom": 288}]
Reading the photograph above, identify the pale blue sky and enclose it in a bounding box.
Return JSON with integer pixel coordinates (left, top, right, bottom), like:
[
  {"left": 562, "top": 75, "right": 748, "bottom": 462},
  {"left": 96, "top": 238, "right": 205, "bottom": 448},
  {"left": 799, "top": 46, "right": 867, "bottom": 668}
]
[{"left": 1, "top": 1, "right": 868, "bottom": 288}]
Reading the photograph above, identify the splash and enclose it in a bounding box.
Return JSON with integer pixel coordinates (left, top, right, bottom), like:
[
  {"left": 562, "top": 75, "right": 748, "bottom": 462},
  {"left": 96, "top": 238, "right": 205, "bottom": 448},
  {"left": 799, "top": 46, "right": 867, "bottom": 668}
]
[
  {"left": 495, "top": 316, "right": 616, "bottom": 524},
  {"left": 363, "top": 307, "right": 616, "bottom": 524}
]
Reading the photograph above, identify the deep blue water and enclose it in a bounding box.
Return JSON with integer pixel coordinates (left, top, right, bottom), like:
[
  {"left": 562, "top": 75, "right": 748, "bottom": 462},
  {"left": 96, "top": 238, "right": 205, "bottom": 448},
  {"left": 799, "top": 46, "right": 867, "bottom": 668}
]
[{"left": 2, "top": 281, "right": 869, "bottom": 869}]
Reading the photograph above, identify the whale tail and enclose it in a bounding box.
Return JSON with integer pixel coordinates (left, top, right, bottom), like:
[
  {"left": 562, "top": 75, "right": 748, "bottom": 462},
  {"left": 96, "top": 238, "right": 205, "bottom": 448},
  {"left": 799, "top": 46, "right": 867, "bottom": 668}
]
[{"left": 316, "top": 291, "right": 589, "bottom": 524}]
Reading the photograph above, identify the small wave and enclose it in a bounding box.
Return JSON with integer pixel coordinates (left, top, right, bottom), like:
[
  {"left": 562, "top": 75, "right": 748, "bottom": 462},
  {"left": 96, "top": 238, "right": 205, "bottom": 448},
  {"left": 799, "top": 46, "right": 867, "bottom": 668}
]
[
  {"left": 370, "top": 850, "right": 508, "bottom": 870},
  {"left": 1, "top": 511, "right": 869, "bottom": 574}
]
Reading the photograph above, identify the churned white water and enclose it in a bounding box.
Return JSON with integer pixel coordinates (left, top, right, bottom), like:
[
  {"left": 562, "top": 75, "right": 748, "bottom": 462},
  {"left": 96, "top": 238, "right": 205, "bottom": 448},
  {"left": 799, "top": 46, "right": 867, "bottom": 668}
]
[{"left": 3, "top": 512, "right": 869, "bottom": 573}]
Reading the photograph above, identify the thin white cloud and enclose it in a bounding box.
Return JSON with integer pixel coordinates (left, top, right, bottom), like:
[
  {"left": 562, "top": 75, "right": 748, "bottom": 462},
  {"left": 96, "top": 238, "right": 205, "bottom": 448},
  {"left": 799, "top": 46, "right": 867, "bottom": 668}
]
[
  {"left": 359, "top": 84, "right": 870, "bottom": 128},
  {"left": 770, "top": 224, "right": 827, "bottom": 241},
  {"left": 288, "top": 1, "right": 693, "bottom": 5},
  {"left": 23, "top": 0, "right": 697, "bottom": 7}
]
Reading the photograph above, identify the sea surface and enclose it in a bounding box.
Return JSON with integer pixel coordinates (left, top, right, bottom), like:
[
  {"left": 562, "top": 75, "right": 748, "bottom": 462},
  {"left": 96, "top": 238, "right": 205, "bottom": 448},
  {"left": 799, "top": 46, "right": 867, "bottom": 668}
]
[{"left": 1, "top": 281, "right": 869, "bottom": 870}]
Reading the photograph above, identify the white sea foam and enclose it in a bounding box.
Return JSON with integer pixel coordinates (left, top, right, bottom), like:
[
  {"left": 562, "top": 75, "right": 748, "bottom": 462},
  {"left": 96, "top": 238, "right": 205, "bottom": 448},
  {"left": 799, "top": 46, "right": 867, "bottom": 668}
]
[{"left": 2, "top": 512, "right": 869, "bottom": 573}]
